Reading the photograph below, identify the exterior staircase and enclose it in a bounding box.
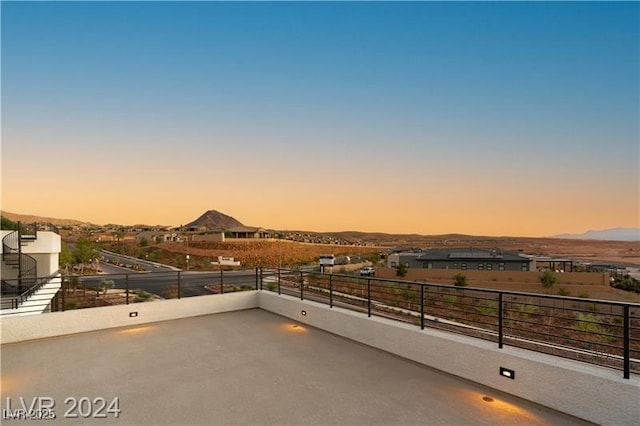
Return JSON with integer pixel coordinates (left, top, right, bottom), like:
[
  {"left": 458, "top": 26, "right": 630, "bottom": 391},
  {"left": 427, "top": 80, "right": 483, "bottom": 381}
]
[{"left": 1, "top": 222, "right": 38, "bottom": 296}]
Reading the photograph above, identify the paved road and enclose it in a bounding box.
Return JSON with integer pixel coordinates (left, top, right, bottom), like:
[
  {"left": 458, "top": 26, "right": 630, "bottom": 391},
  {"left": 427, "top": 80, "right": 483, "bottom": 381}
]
[
  {"left": 73, "top": 269, "right": 262, "bottom": 298},
  {"left": 99, "top": 250, "right": 178, "bottom": 273}
]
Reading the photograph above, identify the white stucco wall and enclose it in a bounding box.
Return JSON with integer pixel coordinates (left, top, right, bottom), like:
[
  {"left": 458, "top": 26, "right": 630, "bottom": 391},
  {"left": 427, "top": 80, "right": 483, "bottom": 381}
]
[{"left": 1, "top": 291, "right": 259, "bottom": 343}]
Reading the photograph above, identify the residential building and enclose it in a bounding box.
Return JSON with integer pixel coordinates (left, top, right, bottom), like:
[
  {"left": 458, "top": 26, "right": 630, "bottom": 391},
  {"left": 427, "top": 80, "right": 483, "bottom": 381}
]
[{"left": 387, "top": 248, "right": 532, "bottom": 271}]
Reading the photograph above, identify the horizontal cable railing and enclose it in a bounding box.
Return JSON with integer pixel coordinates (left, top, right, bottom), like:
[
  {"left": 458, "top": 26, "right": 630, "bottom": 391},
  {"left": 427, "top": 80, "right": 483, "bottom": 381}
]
[
  {"left": 1, "top": 269, "right": 260, "bottom": 314},
  {"left": 261, "top": 268, "right": 639, "bottom": 379},
  {"left": 3, "top": 267, "right": 637, "bottom": 379}
]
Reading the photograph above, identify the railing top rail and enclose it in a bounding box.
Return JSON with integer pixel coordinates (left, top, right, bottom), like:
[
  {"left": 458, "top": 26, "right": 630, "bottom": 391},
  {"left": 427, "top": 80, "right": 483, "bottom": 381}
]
[{"left": 62, "top": 268, "right": 259, "bottom": 279}]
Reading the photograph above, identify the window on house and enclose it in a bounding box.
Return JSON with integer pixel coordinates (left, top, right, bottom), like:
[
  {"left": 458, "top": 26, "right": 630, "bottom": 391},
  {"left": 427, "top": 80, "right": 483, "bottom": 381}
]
[
  {"left": 478, "top": 264, "right": 484, "bottom": 270},
  {"left": 486, "top": 263, "right": 493, "bottom": 271},
  {"left": 461, "top": 263, "right": 467, "bottom": 270},
  {"left": 499, "top": 262, "right": 505, "bottom": 271}
]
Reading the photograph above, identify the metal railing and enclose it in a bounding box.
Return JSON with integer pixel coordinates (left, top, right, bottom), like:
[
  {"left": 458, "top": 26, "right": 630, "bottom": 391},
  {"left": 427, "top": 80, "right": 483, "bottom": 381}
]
[
  {"left": 261, "top": 268, "right": 640, "bottom": 379},
  {"left": 3, "top": 266, "right": 638, "bottom": 379},
  {"left": 52, "top": 269, "right": 261, "bottom": 312},
  {"left": 1, "top": 223, "right": 38, "bottom": 293},
  {"left": 0, "top": 276, "right": 57, "bottom": 310}
]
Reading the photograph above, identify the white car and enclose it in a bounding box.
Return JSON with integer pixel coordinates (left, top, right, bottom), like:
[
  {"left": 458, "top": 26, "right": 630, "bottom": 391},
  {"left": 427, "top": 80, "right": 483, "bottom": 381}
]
[{"left": 359, "top": 266, "right": 375, "bottom": 277}]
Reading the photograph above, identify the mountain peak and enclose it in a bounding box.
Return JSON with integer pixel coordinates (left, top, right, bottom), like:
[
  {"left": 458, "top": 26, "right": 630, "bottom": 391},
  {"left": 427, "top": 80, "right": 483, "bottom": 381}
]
[{"left": 185, "top": 209, "right": 244, "bottom": 230}]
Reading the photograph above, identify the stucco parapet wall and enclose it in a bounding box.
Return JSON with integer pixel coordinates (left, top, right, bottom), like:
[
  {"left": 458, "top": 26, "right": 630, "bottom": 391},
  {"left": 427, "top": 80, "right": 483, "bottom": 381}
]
[
  {"left": 258, "top": 292, "right": 640, "bottom": 426},
  {"left": 0, "top": 291, "right": 259, "bottom": 344}
]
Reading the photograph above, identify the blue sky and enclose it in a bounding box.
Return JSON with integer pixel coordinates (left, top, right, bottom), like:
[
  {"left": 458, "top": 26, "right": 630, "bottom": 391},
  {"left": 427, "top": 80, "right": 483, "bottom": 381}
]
[{"left": 2, "top": 1, "right": 638, "bottom": 235}]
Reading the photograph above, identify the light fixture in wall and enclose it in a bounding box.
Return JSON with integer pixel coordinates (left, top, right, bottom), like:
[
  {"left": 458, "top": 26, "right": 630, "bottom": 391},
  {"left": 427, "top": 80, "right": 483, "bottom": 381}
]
[
  {"left": 301, "top": 310, "right": 307, "bottom": 316},
  {"left": 129, "top": 312, "right": 138, "bottom": 317},
  {"left": 499, "top": 367, "right": 515, "bottom": 379}
]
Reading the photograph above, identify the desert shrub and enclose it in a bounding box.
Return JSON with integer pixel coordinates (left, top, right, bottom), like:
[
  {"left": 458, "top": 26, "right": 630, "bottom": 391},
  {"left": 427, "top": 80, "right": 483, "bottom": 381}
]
[
  {"left": 576, "top": 313, "right": 602, "bottom": 333},
  {"left": 133, "top": 291, "right": 152, "bottom": 303},
  {"left": 476, "top": 301, "right": 499, "bottom": 316},
  {"left": 539, "top": 270, "right": 557, "bottom": 293},
  {"left": 519, "top": 304, "right": 537, "bottom": 314},
  {"left": 578, "top": 291, "right": 590, "bottom": 298},
  {"left": 557, "top": 287, "right": 571, "bottom": 296},
  {"left": 99, "top": 279, "right": 115, "bottom": 296},
  {"left": 453, "top": 273, "right": 468, "bottom": 287},
  {"left": 395, "top": 263, "right": 407, "bottom": 278},
  {"left": 443, "top": 295, "right": 458, "bottom": 304},
  {"left": 611, "top": 275, "right": 640, "bottom": 293}
]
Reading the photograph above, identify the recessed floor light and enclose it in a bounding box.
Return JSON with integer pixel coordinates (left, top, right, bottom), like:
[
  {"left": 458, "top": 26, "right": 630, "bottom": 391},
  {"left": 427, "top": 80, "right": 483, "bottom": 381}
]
[{"left": 482, "top": 396, "right": 494, "bottom": 403}]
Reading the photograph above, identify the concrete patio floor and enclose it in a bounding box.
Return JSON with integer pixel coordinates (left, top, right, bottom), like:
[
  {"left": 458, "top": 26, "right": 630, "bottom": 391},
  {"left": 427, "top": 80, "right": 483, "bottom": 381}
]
[{"left": 1, "top": 308, "right": 589, "bottom": 425}]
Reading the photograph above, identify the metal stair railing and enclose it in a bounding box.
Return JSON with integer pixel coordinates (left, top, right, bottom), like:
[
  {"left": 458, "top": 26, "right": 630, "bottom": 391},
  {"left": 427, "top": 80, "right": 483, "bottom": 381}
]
[{"left": 1, "top": 222, "right": 38, "bottom": 295}]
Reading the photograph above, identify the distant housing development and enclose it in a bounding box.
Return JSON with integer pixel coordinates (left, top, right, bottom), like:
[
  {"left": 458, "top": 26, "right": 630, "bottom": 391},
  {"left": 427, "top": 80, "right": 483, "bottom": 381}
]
[{"left": 387, "top": 248, "right": 532, "bottom": 272}]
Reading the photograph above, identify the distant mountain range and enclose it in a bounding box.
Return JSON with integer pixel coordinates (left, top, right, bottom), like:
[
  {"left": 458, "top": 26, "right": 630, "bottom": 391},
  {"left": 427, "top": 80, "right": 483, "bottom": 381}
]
[
  {"left": 184, "top": 209, "right": 244, "bottom": 230},
  {"left": 3, "top": 209, "right": 639, "bottom": 243},
  {"left": 0, "top": 210, "right": 90, "bottom": 226},
  {"left": 553, "top": 228, "right": 640, "bottom": 241}
]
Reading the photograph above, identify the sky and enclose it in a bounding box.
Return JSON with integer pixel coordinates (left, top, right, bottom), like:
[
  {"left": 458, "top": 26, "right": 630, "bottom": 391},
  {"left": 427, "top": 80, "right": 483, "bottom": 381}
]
[{"left": 1, "top": 1, "right": 638, "bottom": 236}]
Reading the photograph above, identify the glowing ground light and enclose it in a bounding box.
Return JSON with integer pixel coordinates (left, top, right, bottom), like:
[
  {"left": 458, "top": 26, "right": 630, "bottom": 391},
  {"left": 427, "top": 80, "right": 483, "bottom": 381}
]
[{"left": 115, "top": 326, "right": 153, "bottom": 335}]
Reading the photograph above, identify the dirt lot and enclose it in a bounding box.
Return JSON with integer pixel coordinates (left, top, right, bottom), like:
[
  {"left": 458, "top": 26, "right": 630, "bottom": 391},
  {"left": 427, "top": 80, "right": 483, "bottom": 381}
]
[
  {"left": 135, "top": 240, "right": 381, "bottom": 270},
  {"left": 369, "top": 235, "right": 639, "bottom": 266}
]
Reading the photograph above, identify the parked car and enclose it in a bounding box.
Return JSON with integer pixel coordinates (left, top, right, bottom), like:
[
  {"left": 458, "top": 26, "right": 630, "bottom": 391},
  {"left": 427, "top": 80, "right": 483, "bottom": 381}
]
[{"left": 359, "top": 266, "right": 375, "bottom": 277}]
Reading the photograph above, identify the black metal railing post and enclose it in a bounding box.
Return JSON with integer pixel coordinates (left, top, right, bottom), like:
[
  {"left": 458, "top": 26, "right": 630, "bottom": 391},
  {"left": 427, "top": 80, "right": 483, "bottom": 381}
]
[
  {"left": 220, "top": 268, "right": 224, "bottom": 294},
  {"left": 623, "top": 305, "right": 630, "bottom": 379},
  {"left": 278, "top": 268, "right": 281, "bottom": 295},
  {"left": 329, "top": 274, "right": 333, "bottom": 308},
  {"left": 300, "top": 270, "right": 304, "bottom": 300},
  {"left": 61, "top": 276, "right": 66, "bottom": 311},
  {"left": 420, "top": 284, "right": 425, "bottom": 330},
  {"left": 177, "top": 272, "right": 181, "bottom": 299},
  {"left": 259, "top": 267, "right": 263, "bottom": 290},
  {"left": 17, "top": 222, "right": 23, "bottom": 292},
  {"left": 255, "top": 267, "right": 259, "bottom": 290},
  {"left": 125, "top": 274, "right": 130, "bottom": 304},
  {"left": 498, "top": 293, "right": 504, "bottom": 349},
  {"left": 367, "top": 279, "right": 371, "bottom": 317}
]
